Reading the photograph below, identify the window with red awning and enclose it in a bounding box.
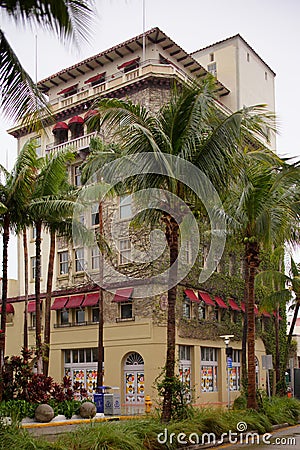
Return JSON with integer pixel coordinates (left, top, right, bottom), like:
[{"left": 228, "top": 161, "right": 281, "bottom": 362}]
[
  {"left": 112, "top": 288, "right": 133, "bottom": 302},
  {"left": 198, "top": 292, "right": 215, "bottom": 306},
  {"left": 51, "top": 297, "right": 68, "bottom": 310}
]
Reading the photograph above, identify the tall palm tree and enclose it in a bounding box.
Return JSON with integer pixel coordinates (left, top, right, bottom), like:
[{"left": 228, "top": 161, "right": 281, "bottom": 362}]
[
  {"left": 28, "top": 148, "right": 75, "bottom": 373},
  {"left": 256, "top": 254, "right": 300, "bottom": 384},
  {"left": 226, "top": 158, "right": 300, "bottom": 408},
  {"left": 0, "top": 141, "right": 38, "bottom": 383},
  {"left": 92, "top": 79, "right": 275, "bottom": 420},
  {"left": 0, "top": 0, "right": 94, "bottom": 123}
]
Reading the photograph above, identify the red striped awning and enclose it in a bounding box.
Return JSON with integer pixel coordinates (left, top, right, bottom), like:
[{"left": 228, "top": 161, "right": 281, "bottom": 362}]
[
  {"left": 214, "top": 296, "right": 228, "bottom": 309},
  {"left": 112, "top": 288, "right": 133, "bottom": 302},
  {"left": 84, "top": 72, "right": 106, "bottom": 84},
  {"left": 0, "top": 303, "right": 15, "bottom": 314},
  {"left": 66, "top": 295, "right": 84, "bottom": 309},
  {"left": 28, "top": 301, "right": 36, "bottom": 313},
  {"left": 84, "top": 110, "right": 98, "bottom": 121},
  {"left": 51, "top": 297, "right": 68, "bottom": 310},
  {"left": 240, "top": 302, "right": 246, "bottom": 313},
  {"left": 68, "top": 116, "right": 84, "bottom": 125},
  {"left": 254, "top": 305, "right": 259, "bottom": 315},
  {"left": 82, "top": 292, "right": 99, "bottom": 307},
  {"left": 117, "top": 57, "right": 140, "bottom": 70},
  {"left": 57, "top": 84, "right": 78, "bottom": 95},
  {"left": 228, "top": 299, "right": 240, "bottom": 311},
  {"left": 52, "top": 121, "right": 68, "bottom": 131},
  {"left": 184, "top": 289, "right": 199, "bottom": 303},
  {"left": 198, "top": 292, "right": 215, "bottom": 306}
]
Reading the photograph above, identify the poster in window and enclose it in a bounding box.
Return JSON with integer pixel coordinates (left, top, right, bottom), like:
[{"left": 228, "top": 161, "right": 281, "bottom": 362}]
[
  {"left": 137, "top": 372, "right": 145, "bottom": 402},
  {"left": 86, "top": 369, "right": 97, "bottom": 395},
  {"left": 125, "top": 372, "right": 135, "bottom": 402}
]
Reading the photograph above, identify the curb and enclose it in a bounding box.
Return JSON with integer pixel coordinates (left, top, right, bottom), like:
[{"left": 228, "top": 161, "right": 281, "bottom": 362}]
[{"left": 21, "top": 415, "right": 139, "bottom": 429}]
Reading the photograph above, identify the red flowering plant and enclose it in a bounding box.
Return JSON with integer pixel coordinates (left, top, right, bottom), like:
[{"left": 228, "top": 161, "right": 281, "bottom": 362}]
[{"left": 2, "top": 348, "right": 87, "bottom": 403}]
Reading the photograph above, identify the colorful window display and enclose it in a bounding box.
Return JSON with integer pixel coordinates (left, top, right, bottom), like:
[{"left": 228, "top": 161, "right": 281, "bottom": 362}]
[{"left": 201, "top": 347, "right": 218, "bottom": 392}]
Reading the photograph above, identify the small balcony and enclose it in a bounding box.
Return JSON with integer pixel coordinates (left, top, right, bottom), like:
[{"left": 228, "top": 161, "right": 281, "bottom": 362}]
[{"left": 45, "top": 131, "right": 99, "bottom": 154}]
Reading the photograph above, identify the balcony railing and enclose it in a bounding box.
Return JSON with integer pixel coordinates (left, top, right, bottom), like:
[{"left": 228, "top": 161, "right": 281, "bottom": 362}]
[
  {"left": 49, "top": 59, "right": 191, "bottom": 113},
  {"left": 45, "top": 131, "right": 99, "bottom": 153}
]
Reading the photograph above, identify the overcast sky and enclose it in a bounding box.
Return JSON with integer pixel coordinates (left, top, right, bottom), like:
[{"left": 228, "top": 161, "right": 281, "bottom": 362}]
[{"left": 1, "top": 0, "right": 299, "bottom": 277}]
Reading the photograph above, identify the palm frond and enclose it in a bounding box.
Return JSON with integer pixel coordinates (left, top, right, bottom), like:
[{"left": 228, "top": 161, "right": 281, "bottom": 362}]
[
  {"left": 0, "top": 30, "right": 51, "bottom": 122},
  {"left": 1, "top": 0, "right": 94, "bottom": 45}
]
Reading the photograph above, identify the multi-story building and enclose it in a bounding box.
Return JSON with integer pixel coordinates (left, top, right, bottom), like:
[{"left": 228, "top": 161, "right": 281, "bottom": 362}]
[{"left": 5, "top": 28, "right": 276, "bottom": 408}]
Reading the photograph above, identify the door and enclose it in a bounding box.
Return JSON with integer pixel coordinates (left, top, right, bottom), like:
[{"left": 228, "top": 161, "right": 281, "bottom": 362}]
[{"left": 124, "top": 352, "right": 145, "bottom": 404}]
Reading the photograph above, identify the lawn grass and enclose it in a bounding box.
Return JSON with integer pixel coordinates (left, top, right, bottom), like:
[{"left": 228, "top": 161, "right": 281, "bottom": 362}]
[{"left": 0, "top": 396, "right": 299, "bottom": 450}]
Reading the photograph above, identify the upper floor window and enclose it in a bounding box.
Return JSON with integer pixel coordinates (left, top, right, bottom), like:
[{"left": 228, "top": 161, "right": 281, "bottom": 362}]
[
  {"left": 58, "top": 251, "right": 69, "bottom": 275},
  {"left": 31, "top": 226, "right": 37, "bottom": 240},
  {"left": 120, "top": 302, "right": 133, "bottom": 320},
  {"left": 91, "top": 245, "right": 100, "bottom": 270},
  {"left": 198, "top": 302, "right": 206, "bottom": 320},
  {"left": 74, "top": 165, "right": 82, "bottom": 186},
  {"left": 209, "top": 52, "right": 214, "bottom": 62},
  {"left": 68, "top": 116, "right": 84, "bottom": 140},
  {"left": 183, "top": 297, "right": 191, "bottom": 319},
  {"left": 118, "top": 57, "right": 140, "bottom": 73},
  {"left": 119, "top": 195, "right": 132, "bottom": 219},
  {"left": 75, "top": 308, "right": 85, "bottom": 324},
  {"left": 52, "top": 122, "right": 68, "bottom": 145},
  {"left": 31, "top": 256, "right": 36, "bottom": 280},
  {"left": 57, "top": 84, "right": 78, "bottom": 98},
  {"left": 60, "top": 309, "right": 69, "bottom": 325},
  {"left": 91, "top": 204, "right": 99, "bottom": 226},
  {"left": 74, "top": 248, "right": 84, "bottom": 272},
  {"left": 119, "top": 239, "right": 131, "bottom": 265},
  {"left": 207, "top": 62, "right": 217, "bottom": 77}
]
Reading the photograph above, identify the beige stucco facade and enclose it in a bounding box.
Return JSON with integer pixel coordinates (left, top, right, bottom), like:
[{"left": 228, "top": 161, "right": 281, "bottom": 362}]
[{"left": 4, "top": 28, "right": 275, "bottom": 408}]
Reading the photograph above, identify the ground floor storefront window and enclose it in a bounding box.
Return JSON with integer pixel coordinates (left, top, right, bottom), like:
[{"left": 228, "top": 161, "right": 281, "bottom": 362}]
[
  {"left": 64, "top": 348, "right": 98, "bottom": 396},
  {"left": 230, "top": 349, "right": 241, "bottom": 391},
  {"left": 201, "top": 347, "right": 218, "bottom": 392}
]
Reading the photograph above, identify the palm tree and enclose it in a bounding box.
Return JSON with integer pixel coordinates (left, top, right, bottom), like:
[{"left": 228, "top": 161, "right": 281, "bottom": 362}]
[
  {"left": 0, "top": 141, "right": 38, "bottom": 383},
  {"left": 91, "top": 79, "right": 275, "bottom": 420},
  {"left": 226, "top": 158, "right": 300, "bottom": 408},
  {"left": 0, "top": 0, "right": 94, "bottom": 123},
  {"left": 28, "top": 148, "right": 75, "bottom": 373},
  {"left": 256, "top": 253, "right": 300, "bottom": 387}
]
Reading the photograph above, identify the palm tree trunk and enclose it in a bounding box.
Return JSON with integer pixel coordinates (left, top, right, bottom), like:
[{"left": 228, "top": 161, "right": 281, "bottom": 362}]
[
  {"left": 43, "top": 228, "right": 55, "bottom": 376},
  {"left": 246, "top": 241, "right": 260, "bottom": 410},
  {"left": 242, "top": 255, "right": 249, "bottom": 388},
  {"left": 23, "top": 228, "right": 29, "bottom": 354},
  {"left": 161, "top": 215, "right": 179, "bottom": 423},
  {"left": 0, "top": 214, "right": 10, "bottom": 394},
  {"left": 97, "top": 201, "right": 104, "bottom": 389},
  {"left": 35, "top": 220, "right": 43, "bottom": 374},
  {"left": 274, "top": 306, "right": 280, "bottom": 389}
]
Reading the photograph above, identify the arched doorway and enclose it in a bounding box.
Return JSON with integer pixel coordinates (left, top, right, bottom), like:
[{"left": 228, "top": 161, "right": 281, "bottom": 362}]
[{"left": 123, "top": 352, "right": 145, "bottom": 404}]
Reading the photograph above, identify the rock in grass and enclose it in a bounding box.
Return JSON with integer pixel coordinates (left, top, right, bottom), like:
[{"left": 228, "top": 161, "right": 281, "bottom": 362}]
[
  {"left": 79, "top": 402, "right": 97, "bottom": 418},
  {"left": 35, "top": 404, "right": 55, "bottom": 423}
]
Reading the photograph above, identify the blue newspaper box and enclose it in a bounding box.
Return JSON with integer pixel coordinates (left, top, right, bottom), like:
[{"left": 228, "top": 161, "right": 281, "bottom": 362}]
[{"left": 93, "top": 386, "right": 111, "bottom": 413}]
